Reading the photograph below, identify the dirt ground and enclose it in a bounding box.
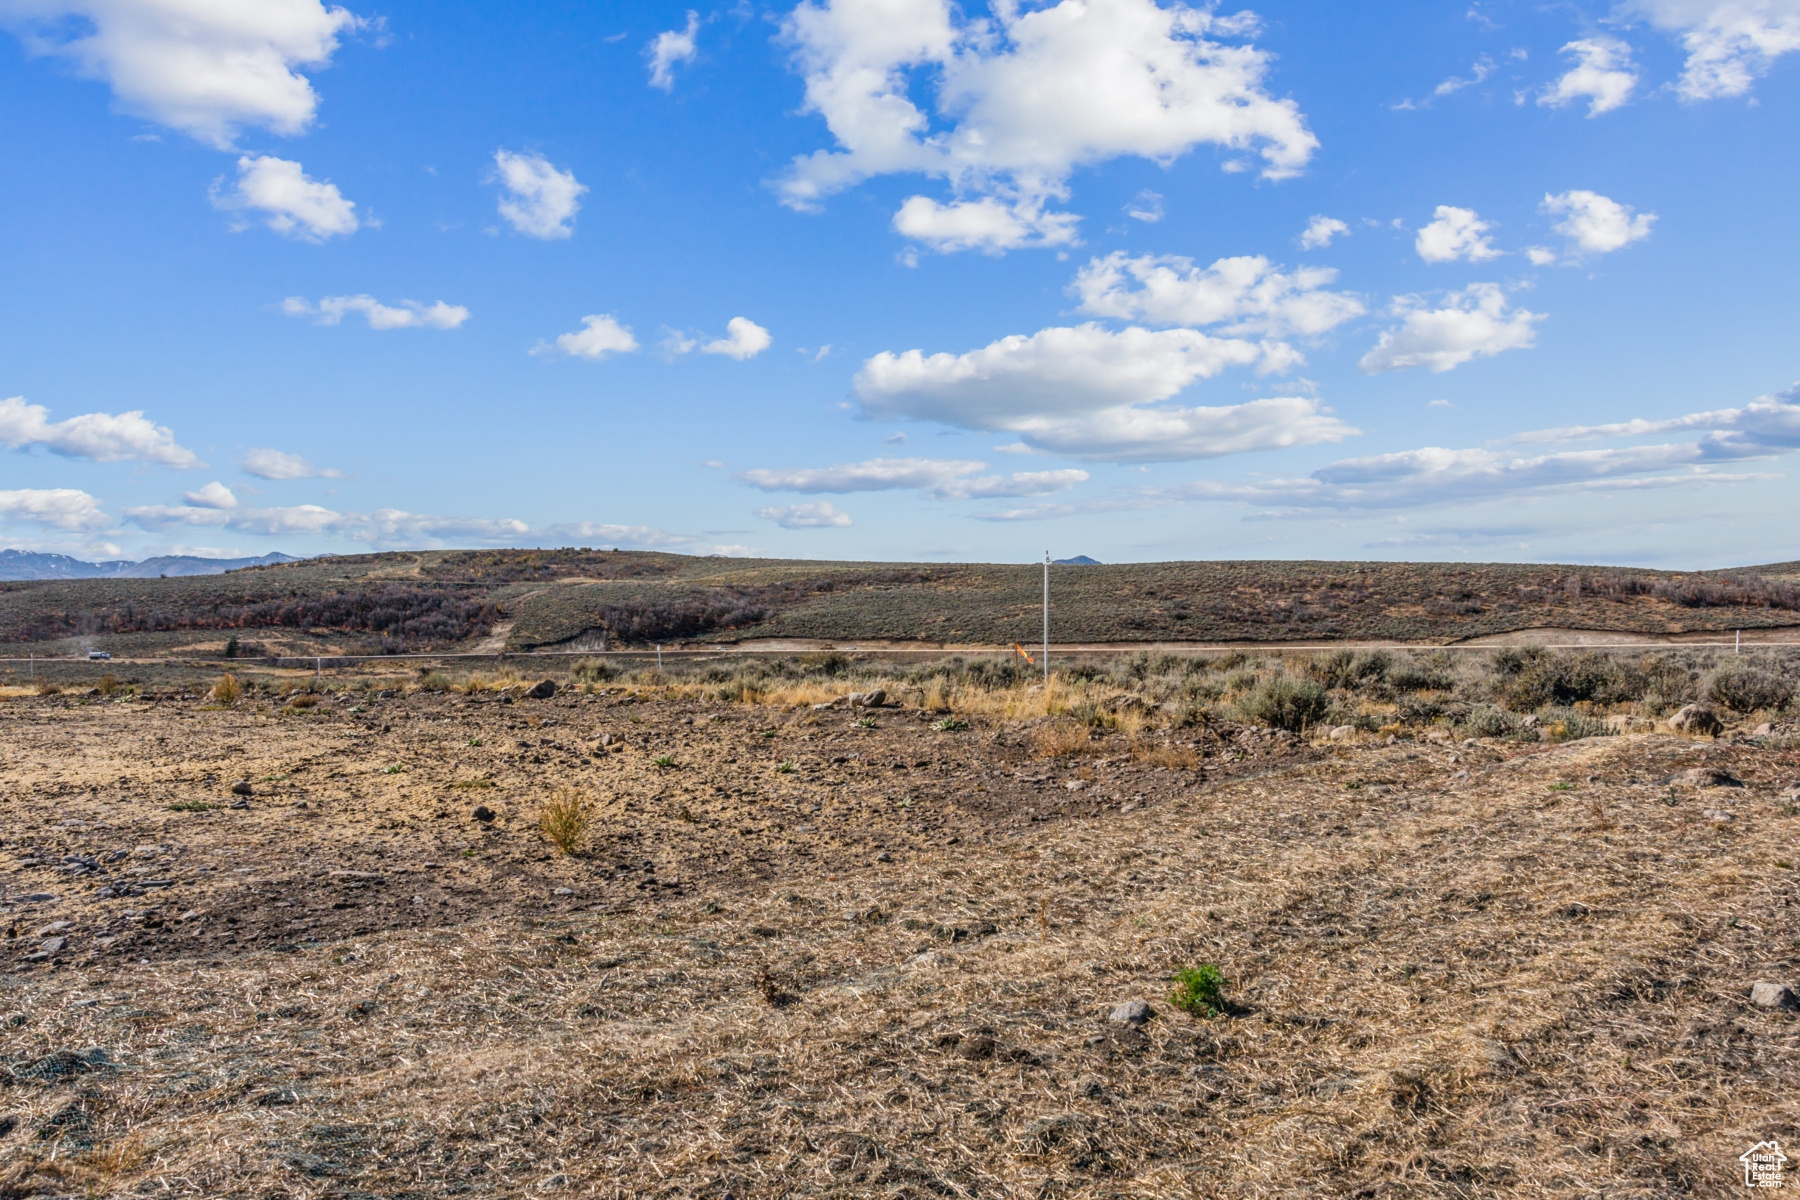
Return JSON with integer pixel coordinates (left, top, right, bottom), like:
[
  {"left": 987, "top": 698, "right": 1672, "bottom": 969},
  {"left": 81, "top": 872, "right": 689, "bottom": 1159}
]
[{"left": 2, "top": 685, "right": 1797, "bottom": 1198}]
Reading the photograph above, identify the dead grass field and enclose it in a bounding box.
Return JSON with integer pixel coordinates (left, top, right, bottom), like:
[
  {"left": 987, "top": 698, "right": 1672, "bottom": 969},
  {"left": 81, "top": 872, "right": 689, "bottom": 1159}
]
[{"left": 2, "top": 669, "right": 1797, "bottom": 1198}]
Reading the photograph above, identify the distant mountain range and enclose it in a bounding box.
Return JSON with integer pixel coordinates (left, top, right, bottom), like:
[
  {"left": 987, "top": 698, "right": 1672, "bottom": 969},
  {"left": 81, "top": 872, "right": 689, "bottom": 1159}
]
[
  {"left": 0, "top": 549, "right": 301, "bottom": 581},
  {"left": 1053, "top": 555, "right": 1101, "bottom": 565}
]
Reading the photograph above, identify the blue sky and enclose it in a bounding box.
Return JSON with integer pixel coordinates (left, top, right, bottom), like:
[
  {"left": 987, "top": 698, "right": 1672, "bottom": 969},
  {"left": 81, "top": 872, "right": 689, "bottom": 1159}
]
[{"left": 2, "top": 0, "right": 1798, "bottom": 568}]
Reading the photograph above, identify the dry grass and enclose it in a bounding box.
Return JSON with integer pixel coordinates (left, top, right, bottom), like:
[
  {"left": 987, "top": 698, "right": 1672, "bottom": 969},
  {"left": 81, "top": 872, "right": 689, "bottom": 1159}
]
[
  {"left": 2, "top": 659, "right": 1795, "bottom": 1198},
  {"left": 1033, "top": 720, "right": 1099, "bottom": 758},
  {"left": 539, "top": 786, "right": 595, "bottom": 855},
  {"left": 210, "top": 672, "right": 242, "bottom": 704}
]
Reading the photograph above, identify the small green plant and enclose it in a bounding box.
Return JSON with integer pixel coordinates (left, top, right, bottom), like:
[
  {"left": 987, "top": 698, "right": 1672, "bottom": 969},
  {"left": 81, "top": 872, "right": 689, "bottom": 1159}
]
[
  {"left": 775, "top": 760, "right": 796, "bottom": 774},
  {"left": 931, "top": 717, "right": 969, "bottom": 732},
  {"left": 466, "top": 738, "right": 484, "bottom": 747},
  {"left": 168, "top": 800, "right": 215, "bottom": 812},
  {"left": 453, "top": 777, "right": 495, "bottom": 790},
  {"left": 853, "top": 716, "right": 878, "bottom": 729},
  {"left": 461, "top": 848, "right": 479, "bottom": 858},
  {"left": 652, "top": 754, "right": 675, "bottom": 768},
  {"left": 382, "top": 764, "right": 407, "bottom": 775},
  {"left": 1169, "top": 964, "right": 1228, "bottom": 1018},
  {"left": 260, "top": 773, "right": 290, "bottom": 782},
  {"left": 760, "top": 729, "right": 778, "bottom": 739},
  {"left": 1550, "top": 781, "right": 1576, "bottom": 791}
]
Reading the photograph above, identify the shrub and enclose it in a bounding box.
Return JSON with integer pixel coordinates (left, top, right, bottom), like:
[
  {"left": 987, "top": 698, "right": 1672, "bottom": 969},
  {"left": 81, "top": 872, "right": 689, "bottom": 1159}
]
[
  {"left": 34, "top": 680, "right": 61, "bottom": 696},
  {"left": 1169, "top": 965, "right": 1227, "bottom": 1017},
  {"left": 96, "top": 673, "right": 119, "bottom": 697},
  {"left": 1707, "top": 664, "right": 1794, "bottom": 713},
  {"left": 539, "top": 789, "right": 593, "bottom": 856},
  {"left": 1498, "top": 651, "right": 1645, "bottom": 710},
  {"left": 418, "top": 672, "right": 454, "bottom": 692},
  {"left": 223, "top": 636, "right": 239, "bottom": 658},
  {"left": 1457, "top": 705, "right": 1520, "bottom": 740},
  {"left": 1387, "top": 655, "right": 1457, "bottom": 693},
  {"left": 1236, "top": 677, "right": 1330, "bottom": 732},
  {"left": 931, "top": 716, "right": 969, "bottom": 731},
  {"left": 1307, "top": 649, "right": 1391, "bottom": 689},
  {"left": 652, "top": 754, "right": 676, "bottom": 768},
  {"left": 1033, "top": 721, "right": 1094, "bottom": 758},
  {"left": 1537, "top": 707, "right": 1616, "bottom": 742},
  {"left": 212, "top": 673, "right": 243, "bottom": 705},
  {"left": 572, "top": 659, "right": 618, "bottom": 683}
]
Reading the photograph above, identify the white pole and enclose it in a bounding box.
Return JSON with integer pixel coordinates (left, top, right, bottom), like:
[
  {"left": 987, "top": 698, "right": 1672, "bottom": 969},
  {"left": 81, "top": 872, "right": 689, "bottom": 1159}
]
[
  {"left": 656, "top": 643, "right": 662, "bottom": 671},
  {"left": 1735, "top": 630, "right": 1741, "bottom": 655},
  {"left": 1042, "top": 551, "right": 1050, "bottom": 683}
]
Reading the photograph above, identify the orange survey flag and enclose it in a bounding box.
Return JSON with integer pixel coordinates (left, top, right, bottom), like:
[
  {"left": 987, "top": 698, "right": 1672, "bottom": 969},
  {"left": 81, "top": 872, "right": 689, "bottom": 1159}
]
[{"left": 1012, "top": 643, "right": 1036, "bottom": 665}]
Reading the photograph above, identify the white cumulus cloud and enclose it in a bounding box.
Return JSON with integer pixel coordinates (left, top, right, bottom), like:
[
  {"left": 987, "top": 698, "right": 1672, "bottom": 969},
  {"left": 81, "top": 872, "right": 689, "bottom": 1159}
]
[
  {"left": 1415, "top": 205, "right": 1500, "bottom": 263},
  {"left": 125, "top": 500, "right": 533, "bottom": 550},
  {"left": 0, "top": 487, "right": 110, "bottom": 531},
  {"left": 702, "top": 317, "right": 773, "bottom": 360},
  {"left": 757, "top": 501, "right": 853, "bottom": 528},
  {"left": 182, "top": 481, "right": 238, "bottom": 509},
  {"left": 281, "top": 295, "right": 469, "bottom": 330},
  {"left": 854, "top": 324, "right": 1354, "bottom": 462},
  {"left": 0, "top": 394, "right": 198, "bottom": 467},
  {"left": 646, "top": 10, "right": 699, "bottom": 90},
  {"left": 0, "top": 0, "right": 361, "bottom": 148},
  {"left": 1539, "top": 36, "right": 1638, "bottom": 115},
  {"left": 1541, "top": 189, "right": 1656, "bottom": 255},
  {"left": 1298, "top": 215, "right": 1348, "bottom": 249},
  {"left": 777, "top": 0, "right": 1317, "bottom": 252},
  {"left": 241, "top": 447, "right": 342, "bottom": 480},
  {"left": 1358, "top": 284, "right": 1542, "bottom": 374},
  {"left": 492, "top": 149, "right": 586, "bottom": 239},
  {"left": 535, "top": 314, "right": 639, "bottom": 360},
  {"left": 212, "top": 155, "right": 358, "bottom": 241},
  {"left": 892, "top": 195, "right": 1080, "bottom": 253},
  {"left": 1071, "top": 252, "right": 1365, "bottom": 337},
  {"left": 1627, "top": 0, "right": 1800, "bottom": 100}
]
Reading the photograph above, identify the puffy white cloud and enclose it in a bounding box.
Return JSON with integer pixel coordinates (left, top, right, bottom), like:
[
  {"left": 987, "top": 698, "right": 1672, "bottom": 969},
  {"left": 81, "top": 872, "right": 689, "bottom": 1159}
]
[
  {"left": 757, "top": 501, "right": 853, "bottom": 528},
  {"left": 0, "top": 394, "right": 198, "bottom": 467},
  {"left": 1526, "top": 245, "right": 1559, "bottom": 266},
  {"left": 539, "top": 522, "right": 700, "bottom": 549},
  {"left": 1298, "top": 215, "right": 1348, "bottom": 249},
  {"left": 1627, "top": 0, "right": 1800, "bottom": 100},
  {"left": 701, "top": 317, "right": 773, "bottom": 360},
  {"left": 993, "top": 396, "right": 1355, "bottom": 463},
  {"left": 492, "top": 150, "right": 586, "bottom": 239},
  {"left": 892, "top": 195, "right": 1079, "bottom": 253},
  {"left": 0, "top": 487, "right": 109, "bottom": 531},
  {"left": 1, "top": 0, "right": 361, "bottom": 148},
  {"left": 281, "top": 295, "right": 469, "bottom": 330},
  {"left": 1541, "top": 189, "right": 1656, "bottom": 255},
  {"left": 740, "top": 455, "right": 1091, "bottom": 498},
  {"left": 1358, "top": 284, "right": 1542, "bottom": 374},
  {"left": 1071, "top": 252, "right": 1364, "bottom": 337},
  {"left": 241, "top": 447, "right": 341, "bottom": 479},
  {"left": 182, "top": 481, "right": 237, "bottom": 509},
  {"left": 535, "top": 314, "right": 639, "bottom": 360},
  {"left": 1415, "top": 205, "right": 1500, "bottom": 263},
  {"left": 212, "top": 155, "right": 358, "bottom": 241},
  {"left": 1539, "top": 37, "right": 1638, "bottom": 115},
  {"left": 854, "top": 322, "right": 1347, "bottom": 461},
  {"left": 646, "top": 10, "right": 699, "bottom": 91},
  {"left": 777, "top": 0, "right": 1316, "bottom": 252}
]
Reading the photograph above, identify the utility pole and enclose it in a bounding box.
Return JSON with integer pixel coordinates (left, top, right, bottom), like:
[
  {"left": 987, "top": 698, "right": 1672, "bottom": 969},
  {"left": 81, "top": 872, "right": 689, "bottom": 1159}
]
[{"left": 1042, "top": 551, "right": 1050, "bottom": 683}]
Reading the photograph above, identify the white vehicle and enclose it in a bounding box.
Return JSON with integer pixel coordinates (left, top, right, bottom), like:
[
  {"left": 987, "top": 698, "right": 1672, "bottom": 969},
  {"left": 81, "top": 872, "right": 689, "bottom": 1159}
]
[{"left": 87, "top": 650, "right": 111, "bottom": 660}]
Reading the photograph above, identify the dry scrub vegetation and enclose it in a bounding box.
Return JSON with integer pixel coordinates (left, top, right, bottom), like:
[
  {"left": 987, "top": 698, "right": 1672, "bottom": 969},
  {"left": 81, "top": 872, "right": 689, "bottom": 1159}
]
[{"left": 1, "top": 647, "right": 1796, "bottom": 1198}]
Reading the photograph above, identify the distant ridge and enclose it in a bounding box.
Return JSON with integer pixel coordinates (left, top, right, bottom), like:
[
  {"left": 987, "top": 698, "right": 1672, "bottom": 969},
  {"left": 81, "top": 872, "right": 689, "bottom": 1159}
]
[
  {"left": 1053, "top": 555, "right": 1101, "bottom": 565},
  {"left": 0, "top": 549, "right": 301, "bottom": 581}
]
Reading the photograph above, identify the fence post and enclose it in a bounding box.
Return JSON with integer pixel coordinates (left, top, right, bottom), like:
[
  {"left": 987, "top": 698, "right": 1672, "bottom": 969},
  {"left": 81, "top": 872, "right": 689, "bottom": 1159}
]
[
  {"left": 1042, "top": 551, "right": 1050, "bottom": 684},
  {"left": 1736, "top": 630, "right": 1741, "bottom": 655}
]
